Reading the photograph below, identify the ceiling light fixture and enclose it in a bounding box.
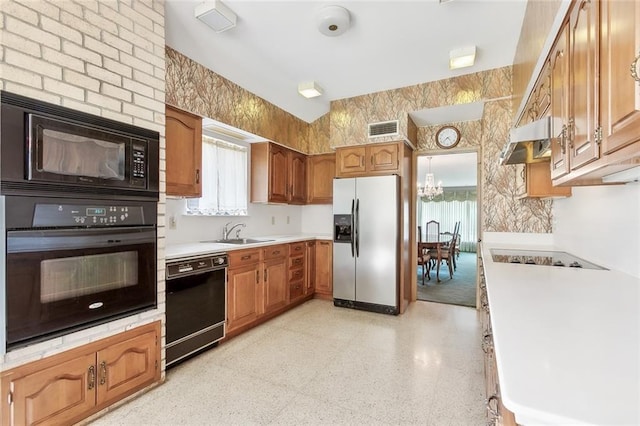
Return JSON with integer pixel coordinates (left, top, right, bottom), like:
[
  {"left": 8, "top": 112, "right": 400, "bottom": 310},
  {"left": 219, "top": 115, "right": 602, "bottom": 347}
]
[
  {"left": 195, "top": 0, "right": 237, "bottom": 33},
  {"left": 298, "top": 81, "right": 323, "bottom": 98},
  {"left": 316, "top": 5, "right": 351, "bottom": 37},
  {"left": 418, "top": 157, "right": 443, "bottom": 200},
  {"left": 449, "top": 46, "right": 476, "bottom": 70}
]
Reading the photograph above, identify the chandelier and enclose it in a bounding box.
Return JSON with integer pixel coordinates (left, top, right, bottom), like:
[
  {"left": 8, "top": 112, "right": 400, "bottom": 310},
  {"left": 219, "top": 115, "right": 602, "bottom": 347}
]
[{"left": 418, "top": 156, "right": 443, "bottom": 200}]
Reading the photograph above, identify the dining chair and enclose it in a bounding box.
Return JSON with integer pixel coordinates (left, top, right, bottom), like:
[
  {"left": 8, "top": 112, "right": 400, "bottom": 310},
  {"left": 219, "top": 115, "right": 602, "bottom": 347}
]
[
  {"left": 437, "top": 232, "right": 457, "bottom": 280},
  {"left": 425, "top": 220, "right": 440, "bottom": 240},
  {"left": 416, "top": 226, "right": 432, "bottom": 283}
]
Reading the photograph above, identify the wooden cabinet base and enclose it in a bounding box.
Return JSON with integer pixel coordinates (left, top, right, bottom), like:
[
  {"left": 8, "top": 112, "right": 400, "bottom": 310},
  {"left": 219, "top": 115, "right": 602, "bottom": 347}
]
[{"left": 1, "top": 321, "right": 161, "bottom": 426}]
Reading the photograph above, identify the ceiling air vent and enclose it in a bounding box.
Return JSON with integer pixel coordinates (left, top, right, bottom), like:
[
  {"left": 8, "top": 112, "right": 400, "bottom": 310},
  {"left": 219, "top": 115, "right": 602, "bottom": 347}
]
[{"left": 368, "top": 120, "right": 399, "bottom": 138}]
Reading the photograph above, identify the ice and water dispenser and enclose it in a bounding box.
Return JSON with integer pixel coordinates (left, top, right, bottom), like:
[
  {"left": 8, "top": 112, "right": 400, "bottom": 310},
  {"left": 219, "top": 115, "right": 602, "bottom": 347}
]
[{"left": 333, "top": 214, "right": 353, "bottom": 243}]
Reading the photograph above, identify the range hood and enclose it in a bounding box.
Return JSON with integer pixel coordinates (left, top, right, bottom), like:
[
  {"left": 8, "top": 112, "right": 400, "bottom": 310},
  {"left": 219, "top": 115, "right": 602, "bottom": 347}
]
[{"left": 499, "top": 116, "right": 553, "bottom": 165}]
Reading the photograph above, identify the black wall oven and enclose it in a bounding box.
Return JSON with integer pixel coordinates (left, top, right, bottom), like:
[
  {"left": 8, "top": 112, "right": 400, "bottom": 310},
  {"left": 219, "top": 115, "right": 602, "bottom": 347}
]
[
  {"left": 4, "top": 196, "right": 157, "bottom": 350},
  {"left": 0, "top": 91, "right": 160, "bottom": 351}
]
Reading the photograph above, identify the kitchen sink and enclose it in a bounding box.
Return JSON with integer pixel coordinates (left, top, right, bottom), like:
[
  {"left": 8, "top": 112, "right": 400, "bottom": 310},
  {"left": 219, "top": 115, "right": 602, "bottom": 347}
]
[{"left": 203, "top": 238, "right": 275, "bottom": 245}]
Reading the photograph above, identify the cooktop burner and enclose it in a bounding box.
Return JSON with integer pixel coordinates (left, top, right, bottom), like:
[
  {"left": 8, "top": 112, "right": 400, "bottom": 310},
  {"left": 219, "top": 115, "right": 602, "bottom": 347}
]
[{"left": 490, "top": 249, "right": 606, "bottom": 270}]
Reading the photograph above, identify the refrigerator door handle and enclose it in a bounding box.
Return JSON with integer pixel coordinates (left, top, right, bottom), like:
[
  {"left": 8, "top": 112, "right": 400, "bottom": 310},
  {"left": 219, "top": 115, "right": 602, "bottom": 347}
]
[
  {"left": 350, "top": 198, "right": 355, "bottom": 257},
  {"left": 355, "top": 198, "right": 360, "bottom": 257}
]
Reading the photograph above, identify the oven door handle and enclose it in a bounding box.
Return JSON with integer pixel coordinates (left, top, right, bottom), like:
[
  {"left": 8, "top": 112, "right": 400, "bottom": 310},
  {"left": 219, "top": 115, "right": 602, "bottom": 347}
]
[{"left": 7, "top": 227, "right": 156, "bottom": 253}]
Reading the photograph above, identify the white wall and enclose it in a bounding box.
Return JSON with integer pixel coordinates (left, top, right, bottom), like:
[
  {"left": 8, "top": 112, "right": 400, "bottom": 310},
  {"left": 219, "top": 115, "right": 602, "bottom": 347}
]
[
  {"left": 165, "top": 200, "right": 333, "bottom": 245},
  {"left": 553, "top": 182, "right": 640, "bottom": 278}
]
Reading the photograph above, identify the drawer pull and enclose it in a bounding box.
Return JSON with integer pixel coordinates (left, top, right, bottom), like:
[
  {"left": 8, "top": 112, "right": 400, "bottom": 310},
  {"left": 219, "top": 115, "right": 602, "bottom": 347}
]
[
  {"left": 99, "top": 361, "right": 107, "bottom": 386},
  {"left": 631, "top": 50, "right": 640, "bottom": 83},
  {"left": 241, "top": 255, "right": 251, "bottom": 260},
  {"left": 272, "top": 250, "right": 281, "bottom": 255},
  {"left": 88, "top": 365, "right": 96, "bottom": 390}
]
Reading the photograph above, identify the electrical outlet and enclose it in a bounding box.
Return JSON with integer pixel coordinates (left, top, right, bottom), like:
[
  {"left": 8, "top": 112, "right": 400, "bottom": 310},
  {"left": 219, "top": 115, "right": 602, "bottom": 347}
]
[
  {"left": 271, "top": 216, "right": 275, "bottom": 225},
  {"left": 287, "top": 215, "right": 290, "bottom": 224},
  {"left": 168, "top": 215, "right": 177, "bottom": 230}
]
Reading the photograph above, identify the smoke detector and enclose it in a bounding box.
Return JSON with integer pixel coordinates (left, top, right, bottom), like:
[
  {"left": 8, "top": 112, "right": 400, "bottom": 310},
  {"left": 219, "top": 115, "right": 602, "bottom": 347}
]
[{"left": 317, "top": 5, "right": 351, "bottom": 37}]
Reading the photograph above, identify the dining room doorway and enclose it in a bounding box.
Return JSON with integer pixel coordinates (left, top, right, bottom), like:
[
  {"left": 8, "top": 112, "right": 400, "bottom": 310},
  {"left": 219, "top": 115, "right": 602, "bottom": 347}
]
[{"left": 416, "top": 152, "right": 479, "bottom": 308}]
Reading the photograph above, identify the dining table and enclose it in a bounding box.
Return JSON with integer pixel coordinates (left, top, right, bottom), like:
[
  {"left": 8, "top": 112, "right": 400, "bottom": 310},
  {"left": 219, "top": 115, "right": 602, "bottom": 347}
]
[{"left": 419, "top": 233, "right": 453, "bottom": 282}]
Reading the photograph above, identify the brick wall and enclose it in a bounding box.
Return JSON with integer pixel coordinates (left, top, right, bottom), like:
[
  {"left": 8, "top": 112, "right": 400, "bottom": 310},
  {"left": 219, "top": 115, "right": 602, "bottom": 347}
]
[{"left": 0, "top": 0, "right": 166, "bottom": 372}]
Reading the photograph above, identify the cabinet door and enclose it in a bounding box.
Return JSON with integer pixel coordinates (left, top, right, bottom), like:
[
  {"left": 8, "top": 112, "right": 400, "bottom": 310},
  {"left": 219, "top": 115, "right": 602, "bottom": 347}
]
[
  {"left": 315, "top": 241, "right": 333, "bottom": 296},
  {"left": 11, "top": 353, "right": 96, "bottom": 426},
  {"left": 569, "top": 0, "right": 600, "bottom": 170},
  {"left": 600, "top": 0, "right": 640, "bottom": 154},
  {"left": 307, "top": 154, "right": 335, "bottom": 204},
  {"left": 289, "top": 151, "right": 307, "bottom": 204},
  {"left": 96, "top": 328, "right": 158, "bottom": 407},
  {"left": 550, "top": 22, "right": 571, "bottom": 179},
  {"left": 525, "top": 162, "right": 572, "bottom": 198},
  {"left": 227, "top": 264, "right": 260, "bottom": 331},
  {"left": 305, "top": 241, "right": 316, "bottom": 295},
  {"left": 336, "top": 147, "right": 366, "bottom": 176},
  {"left": 368, "top": 143, "right": 400, "bottom": 173},
  {"left": 268, "top": 144, "right": 289, "bottom": 203},
  {"left": 263, "top": 259, "right": 288, "bottom": 313},
  {"left": 165, "top": 105, "right": 202, "bottom": 197}
]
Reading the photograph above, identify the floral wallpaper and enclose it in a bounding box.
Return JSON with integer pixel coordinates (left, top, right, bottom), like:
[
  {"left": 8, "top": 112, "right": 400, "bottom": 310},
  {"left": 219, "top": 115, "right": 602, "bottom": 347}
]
[
  {"left": 165, "top": 47, "right": 308, "bottom": 152},
  {"left": 165, "top": 47, "right": 551, "bottom": 233}
]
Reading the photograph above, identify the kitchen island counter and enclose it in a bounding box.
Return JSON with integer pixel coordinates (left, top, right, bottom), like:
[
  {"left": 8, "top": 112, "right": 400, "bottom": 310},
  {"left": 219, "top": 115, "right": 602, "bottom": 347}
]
[
  {"left": 480, "top": 238, "right": 639, "bottom": 425},
  {"left": 166, "top": 234, "right": 332, "bottom": 260}
]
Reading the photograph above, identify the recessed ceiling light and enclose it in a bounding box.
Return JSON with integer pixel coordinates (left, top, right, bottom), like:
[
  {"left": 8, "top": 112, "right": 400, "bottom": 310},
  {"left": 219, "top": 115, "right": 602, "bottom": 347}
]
[
  {"left": 449, "top": 46, "right": 476, "bottom": 70},
  {"left": 298, "top": 81, "right": 323, "bottom": 98},
  {"left": 195, "top": 0, "right": 237, "bottom": 33}
]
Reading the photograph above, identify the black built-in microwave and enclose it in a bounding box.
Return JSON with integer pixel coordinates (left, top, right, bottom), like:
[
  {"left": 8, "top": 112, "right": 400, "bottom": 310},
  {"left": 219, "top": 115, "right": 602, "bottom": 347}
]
[{"left": 0, "top": 91, "right": 159, "bottom": 200}]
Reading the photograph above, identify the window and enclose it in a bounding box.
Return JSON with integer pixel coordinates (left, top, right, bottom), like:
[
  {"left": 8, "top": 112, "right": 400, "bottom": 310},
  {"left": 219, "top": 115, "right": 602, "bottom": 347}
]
[{"left": 186, "top": 135, "right": 248, "bottom": 216}]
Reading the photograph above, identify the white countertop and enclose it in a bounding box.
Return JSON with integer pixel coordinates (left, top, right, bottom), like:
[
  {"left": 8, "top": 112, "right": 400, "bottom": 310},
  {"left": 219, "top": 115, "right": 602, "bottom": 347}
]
[
  {"left": 480, "top": 241, "right": 640, "bottom": 425},
  {"left": 165, "top": 234, "right": 332, "bottom": 261}
]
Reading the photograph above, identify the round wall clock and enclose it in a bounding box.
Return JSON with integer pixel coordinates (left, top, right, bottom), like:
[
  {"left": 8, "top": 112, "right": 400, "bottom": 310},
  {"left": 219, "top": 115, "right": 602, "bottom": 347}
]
[{"left": 435, "top": 125, "right": 461, "bottom": 149}]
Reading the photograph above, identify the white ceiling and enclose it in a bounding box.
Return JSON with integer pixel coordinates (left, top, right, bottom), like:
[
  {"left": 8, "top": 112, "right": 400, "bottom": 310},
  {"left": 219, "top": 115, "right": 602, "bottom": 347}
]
[{"left": 165, "top": 0, "right": 529, "bottom": 124}]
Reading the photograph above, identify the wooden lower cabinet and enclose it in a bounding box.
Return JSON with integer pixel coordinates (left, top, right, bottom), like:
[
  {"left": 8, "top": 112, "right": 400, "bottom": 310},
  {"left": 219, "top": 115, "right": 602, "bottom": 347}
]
[
  {"left": 314, "top": 240, "right": 333, "bottom": 297},
  {"left": 288, "top": 242, "right": 306, "bottom": 303},
  {"left": 227, "top": 249, "right": 261, "bottom": 332},
  {"left": 1, "top": 321, "right": 160, "bottom": 426},
  {"left": 305, "top": 241, "right": 316, "bottom": 295}
]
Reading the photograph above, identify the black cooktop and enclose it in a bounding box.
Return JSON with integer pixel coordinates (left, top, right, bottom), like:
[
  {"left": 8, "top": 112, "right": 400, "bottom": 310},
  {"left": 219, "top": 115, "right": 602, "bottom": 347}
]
[{"left": 490, "top": 249, "right": 606, "bottom": 270}]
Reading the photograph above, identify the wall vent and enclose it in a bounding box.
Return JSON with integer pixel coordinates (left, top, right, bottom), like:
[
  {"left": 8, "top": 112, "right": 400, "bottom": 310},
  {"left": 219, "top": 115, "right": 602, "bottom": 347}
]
[{"left": 368, "top": 120, "right": 399, "bottom": 138}]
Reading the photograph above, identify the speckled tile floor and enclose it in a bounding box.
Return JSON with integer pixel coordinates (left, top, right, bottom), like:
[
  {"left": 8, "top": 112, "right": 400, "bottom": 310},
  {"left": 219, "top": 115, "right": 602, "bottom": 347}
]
[{"left": 90, "top": 299, "right": 486, "bottom": 426}]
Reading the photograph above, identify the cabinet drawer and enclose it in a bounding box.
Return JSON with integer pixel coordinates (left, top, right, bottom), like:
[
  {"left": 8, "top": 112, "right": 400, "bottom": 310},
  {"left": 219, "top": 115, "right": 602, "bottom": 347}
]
[
  {"left": 263, "top": 244, "right": 287, "bottom": 260},
  {"left": 228, "top": 249, "right": 261, "bottom": 268},
  {"left": 289, "top": 255, "right": 304, "bottom": 269},
  {"left": 289, "top": 281, "right": 304, "bottom": 300},
  {"left": 289, "top": 268, "right": 304, "bottom": 282},
  {"left": 289, "top": 242, "right": 305, "bottom": 256}
]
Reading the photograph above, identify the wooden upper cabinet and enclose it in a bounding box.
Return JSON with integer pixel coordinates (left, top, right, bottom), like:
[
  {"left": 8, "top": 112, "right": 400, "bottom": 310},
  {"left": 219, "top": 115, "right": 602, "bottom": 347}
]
[
  {"left": 307, "top": 153, "right": 335, "bottom": 204},
  {"left": 519, "top": 162, "right": 572, "bottom": 198},
  {"left": 251, "top": 142, "right": 307, "bottom": 205},
  {"left": 336, "top": 146, "right": 367, "bottom": 176},
  {"left": 568, "top": 0, "right": 600, "bottom": 171},
  {"left": 289, "top": 151, "right": 307, "bottom": 204},
  {"left": 600, "top": 0, "right": 640, "bottom": 155},
  {"left": 165, "top": 105, "right": 202, "bottom": 197},
  {"left": 550, "top": 22, "right": 571, "bottom": 180},
  {"left": 268, "top": 143, "right": 289, "bottom": 203},
  {"left": 336, "top": 142, "right": 401, "bottom": 177}
]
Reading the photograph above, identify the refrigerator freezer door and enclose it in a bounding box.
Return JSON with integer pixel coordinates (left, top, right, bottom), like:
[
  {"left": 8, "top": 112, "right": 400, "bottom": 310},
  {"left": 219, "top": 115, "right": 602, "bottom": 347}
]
[
  {"left": 355, "top": 175, "right": 399, "bottom": 307},
  {"left": 332, "top": 178, "right": 356, "bottom": 301}
]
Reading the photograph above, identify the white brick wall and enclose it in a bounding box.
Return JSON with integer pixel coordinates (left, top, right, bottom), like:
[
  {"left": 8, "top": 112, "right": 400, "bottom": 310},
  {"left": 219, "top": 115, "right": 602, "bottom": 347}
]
[{"left": 0, "top": 0, "right": 166, "bottom": 373}]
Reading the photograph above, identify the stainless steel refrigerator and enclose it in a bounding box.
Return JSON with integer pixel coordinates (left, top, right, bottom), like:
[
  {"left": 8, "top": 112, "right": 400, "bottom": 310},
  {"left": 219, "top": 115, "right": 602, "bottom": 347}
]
[{"left": 332, "top": 175, "right": 400, "bottom": 315}]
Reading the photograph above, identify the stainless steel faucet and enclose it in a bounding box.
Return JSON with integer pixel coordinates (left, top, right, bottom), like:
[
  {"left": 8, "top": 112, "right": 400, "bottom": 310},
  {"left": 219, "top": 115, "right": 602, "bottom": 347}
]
[{"left": 223, "top": 222, "right": 246, "bottom": 240}]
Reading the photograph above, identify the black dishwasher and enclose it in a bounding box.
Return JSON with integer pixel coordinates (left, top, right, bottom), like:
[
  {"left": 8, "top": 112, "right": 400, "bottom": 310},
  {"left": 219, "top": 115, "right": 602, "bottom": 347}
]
[{"left": 165, "top": 253, "right": 227, "bottom": 368}]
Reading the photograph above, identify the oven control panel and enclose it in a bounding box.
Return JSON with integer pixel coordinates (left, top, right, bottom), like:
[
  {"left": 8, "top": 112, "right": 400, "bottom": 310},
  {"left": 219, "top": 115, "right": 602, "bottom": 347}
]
[{"left": 32, "top": 203, "right": 146, "bottom": 227}]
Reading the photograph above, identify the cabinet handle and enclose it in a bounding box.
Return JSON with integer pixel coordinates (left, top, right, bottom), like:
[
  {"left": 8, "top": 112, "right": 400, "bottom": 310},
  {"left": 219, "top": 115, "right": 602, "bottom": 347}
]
[
  {"left": 88, "top": 365, "right": 96, "bottom": 390},
  {"left": 99, "top": 361, "right": 107, "bottom": 386},
  {"left": 631, "top": 50, "right": 640, "bottom": 83},
  {"left": 272, "top": 250, "right": 280, "bottom": 255},
  {"left": 241, "top": 255, "right": 251, "bottom": 260},
  {"left": 256, "top": 270, "right": 259, "bottom": 284},
  {"left": 559, "top": 124, "right": 567, "bottom": 154},
  {"left": 486, "top": 394, "right": 499, "bottom": 418},
  {"left": 264, "top": 269, "right": 268, "bottom": 281},
  {"left": 320, "top": 241, "right": 329, "bottom": 245},
  {"left": 481, "top": 333, "right": 493, "bottom": 354},
  {"left": 195, "top": 169, "right": 200, "bottom": 184}
]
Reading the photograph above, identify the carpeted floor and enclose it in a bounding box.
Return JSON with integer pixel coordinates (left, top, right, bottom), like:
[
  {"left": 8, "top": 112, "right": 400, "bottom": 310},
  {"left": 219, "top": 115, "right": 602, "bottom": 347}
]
[{"left": 417, "top": 251, "right": 477, "bottom": 308}]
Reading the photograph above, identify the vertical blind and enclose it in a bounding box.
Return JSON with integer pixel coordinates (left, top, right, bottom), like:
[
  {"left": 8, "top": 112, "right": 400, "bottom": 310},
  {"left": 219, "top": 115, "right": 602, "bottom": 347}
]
[
  {"left": 418, "top": 190, "right": 478, "bottom": 252},
  {"left": 186, "top": 136, "right": 248, "bottom": 215}
]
